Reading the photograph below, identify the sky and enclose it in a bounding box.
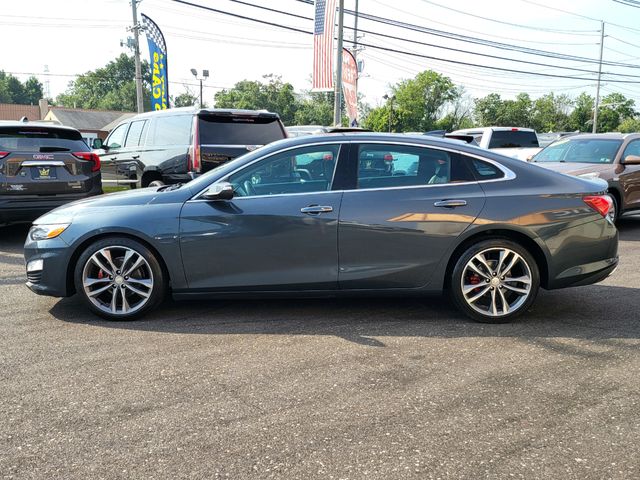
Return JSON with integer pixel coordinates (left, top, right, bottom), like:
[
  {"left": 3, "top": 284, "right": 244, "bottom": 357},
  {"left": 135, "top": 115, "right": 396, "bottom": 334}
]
[{"left": 2, "top": 0, "right": 640, "bottom": 112}]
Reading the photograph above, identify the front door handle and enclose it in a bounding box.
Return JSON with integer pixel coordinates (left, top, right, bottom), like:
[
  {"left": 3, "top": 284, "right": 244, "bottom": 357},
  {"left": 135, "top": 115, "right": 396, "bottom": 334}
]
[
  {"left": 300, "top": 205, "right": 333, "bottom": 215},
  {"left": 434, "top": 199, "right": 467, "bottom": 208}
]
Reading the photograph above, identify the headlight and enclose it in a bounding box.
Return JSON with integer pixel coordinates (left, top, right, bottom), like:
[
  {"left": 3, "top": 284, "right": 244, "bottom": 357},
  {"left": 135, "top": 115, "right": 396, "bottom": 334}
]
[{"left": 29, "top": 223, "right": 70, "bottom": 241}]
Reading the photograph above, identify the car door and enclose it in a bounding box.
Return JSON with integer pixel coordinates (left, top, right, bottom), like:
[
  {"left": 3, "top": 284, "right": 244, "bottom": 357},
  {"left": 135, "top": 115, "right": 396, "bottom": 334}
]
[
  {"left": 618, "top": 138, "right": 640, "bottom": 210},
  {"left": 338, "top": 142, "right": 486, "bottom": 289},
  {"left": 113, "top": 119, "right": 148, "bottom": 187},
  {"left": 179, "top": 143, "right": 345, "bottom": 291},
  {"left": 98, "top": 122, "right": 128, "bottom": 186}
]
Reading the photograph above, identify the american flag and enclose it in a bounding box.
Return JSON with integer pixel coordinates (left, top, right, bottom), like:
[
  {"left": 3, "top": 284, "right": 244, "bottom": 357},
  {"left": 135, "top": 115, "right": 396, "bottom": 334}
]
[{"left": 312, "top": 0, "right": 337, "bottom": 91}]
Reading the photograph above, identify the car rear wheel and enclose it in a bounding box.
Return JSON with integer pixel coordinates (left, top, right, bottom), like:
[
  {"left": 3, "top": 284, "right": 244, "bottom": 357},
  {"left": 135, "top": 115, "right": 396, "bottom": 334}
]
[
  {"left": 74, "top": 237, "right": 166, "bottom": 320},
  {"left": 450, "top": 239, "right": 540, "bottom": 323}
]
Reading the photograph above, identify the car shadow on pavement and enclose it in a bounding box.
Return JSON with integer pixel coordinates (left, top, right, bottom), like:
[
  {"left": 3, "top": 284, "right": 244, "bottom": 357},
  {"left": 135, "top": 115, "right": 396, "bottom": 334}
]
[{"left": 49, "top": 281, "right": 640, "bottom": 348}]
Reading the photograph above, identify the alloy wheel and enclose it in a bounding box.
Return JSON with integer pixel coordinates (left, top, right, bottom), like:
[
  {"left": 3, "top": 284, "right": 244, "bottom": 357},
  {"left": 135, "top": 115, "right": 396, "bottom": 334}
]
[
  {"left": 460, "top": 247, "right": 532, "bottom": 318},
  {"left": 81, "top": 246, "right": 154, "bottom": 316}
]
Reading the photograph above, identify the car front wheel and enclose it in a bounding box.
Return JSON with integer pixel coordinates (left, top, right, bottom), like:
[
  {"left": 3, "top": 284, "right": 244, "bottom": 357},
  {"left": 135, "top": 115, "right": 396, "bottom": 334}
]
[
  {"left": 74, "top": 237, "right": 167, "bottom": 320},
  {"left": 450, "top": 239, "right": 540, "bottom": 323}
]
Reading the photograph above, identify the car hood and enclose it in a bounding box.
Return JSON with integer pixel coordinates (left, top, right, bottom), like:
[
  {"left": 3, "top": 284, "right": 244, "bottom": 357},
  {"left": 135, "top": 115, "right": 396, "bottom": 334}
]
[
  {"left": 532, "top": 161, "right": 612, "bottom": 176},
  {"left": 33, "top": 187, "right": 165, "bottom": 224}
]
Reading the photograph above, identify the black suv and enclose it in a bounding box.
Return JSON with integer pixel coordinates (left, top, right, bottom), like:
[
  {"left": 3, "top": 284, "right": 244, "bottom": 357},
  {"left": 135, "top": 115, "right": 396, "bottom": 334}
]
[
  {"left": 0, "top": 121, "right": 102, "bottom": 223},
  {"left": 93, "top": 108, "right": 287, "bottom": 188}
]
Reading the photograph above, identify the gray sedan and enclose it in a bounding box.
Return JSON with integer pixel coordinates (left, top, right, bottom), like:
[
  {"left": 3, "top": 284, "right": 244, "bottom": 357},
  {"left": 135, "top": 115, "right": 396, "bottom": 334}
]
[{"left": 24, "top": 133, "right": 618, "bottom": 323}]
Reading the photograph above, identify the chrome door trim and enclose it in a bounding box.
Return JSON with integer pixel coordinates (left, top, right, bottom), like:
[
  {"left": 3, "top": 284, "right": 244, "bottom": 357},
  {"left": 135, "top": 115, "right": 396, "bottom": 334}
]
[{"left": 188, "top": 139, "right": 517, "bottom": 202}]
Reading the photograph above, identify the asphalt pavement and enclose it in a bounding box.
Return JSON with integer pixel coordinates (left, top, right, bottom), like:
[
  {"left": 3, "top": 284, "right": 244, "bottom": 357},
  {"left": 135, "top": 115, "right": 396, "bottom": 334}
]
[{"left": 1, "top": 218, "right": 639, "bottom": 479}]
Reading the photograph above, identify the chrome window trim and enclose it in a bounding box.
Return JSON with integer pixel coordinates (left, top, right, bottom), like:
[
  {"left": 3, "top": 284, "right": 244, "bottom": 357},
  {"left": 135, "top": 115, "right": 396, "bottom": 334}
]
[{"left": 188, "top": 139, "right": 516, "bottom": 202}]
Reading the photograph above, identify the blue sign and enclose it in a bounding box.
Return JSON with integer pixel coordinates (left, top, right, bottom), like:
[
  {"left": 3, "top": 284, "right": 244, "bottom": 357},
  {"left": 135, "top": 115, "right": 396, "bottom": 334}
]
[{"left": 141, "top": 14, "right": 169, "bottom": 110}]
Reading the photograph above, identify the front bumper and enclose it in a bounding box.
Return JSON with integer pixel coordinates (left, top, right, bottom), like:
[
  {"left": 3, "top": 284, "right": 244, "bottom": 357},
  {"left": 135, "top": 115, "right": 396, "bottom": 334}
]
[{"left": 24, "top": 235, "right": 74, "bottom": 298}]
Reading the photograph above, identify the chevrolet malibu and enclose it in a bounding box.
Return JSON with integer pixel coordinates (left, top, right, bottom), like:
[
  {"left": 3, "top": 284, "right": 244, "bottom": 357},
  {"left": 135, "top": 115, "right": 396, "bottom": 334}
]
[{"left": 24, "top": 133, "right": 618, "bottom": 323}]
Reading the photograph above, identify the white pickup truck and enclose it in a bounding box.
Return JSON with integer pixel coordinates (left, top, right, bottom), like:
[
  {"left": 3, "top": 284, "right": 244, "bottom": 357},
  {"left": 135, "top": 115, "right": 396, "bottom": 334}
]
[{"left": 450, "top": 127, "right": 541, "bottom": 161}]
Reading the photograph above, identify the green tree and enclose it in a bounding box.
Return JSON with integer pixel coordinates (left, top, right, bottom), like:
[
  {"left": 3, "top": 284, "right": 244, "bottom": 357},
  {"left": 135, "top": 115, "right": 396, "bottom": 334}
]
[
  {"left": 294, "top": 91, "right": 334, "bottom": 126},
  {"left": 173, "top": 89, "right": 199, "bottom": 108},
  {"left": 56, "top": 54, "right": 149, "bottom": 111},
  {"left": 618, "top": 116, "right": 640, "bottom": 133},
  {"left": 214, "top": 74, "right": 298, "bottom": 125},
  {"left": 597, "top": 92, "right": 636, "bottom": 132},
  {"left": 530, "top": 93, "right": 572, "bottom": 132},
  {"left": 568, "top": 92, "right": 594, "bottom": 132},
  {"left": 473, "top": 93, "right": 503, "bottom": 126},
  {"left": 392, "top": 70, "right": 458, "bottom": 132},
  {"left": 0, "top": 71, "right": 43, "bottom": 104}
]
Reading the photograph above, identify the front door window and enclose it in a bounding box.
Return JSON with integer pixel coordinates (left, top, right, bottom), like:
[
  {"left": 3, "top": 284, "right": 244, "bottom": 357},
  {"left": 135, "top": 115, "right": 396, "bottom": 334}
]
[{"left": 228, "top": 144, "right": 340, "bottom": 197}]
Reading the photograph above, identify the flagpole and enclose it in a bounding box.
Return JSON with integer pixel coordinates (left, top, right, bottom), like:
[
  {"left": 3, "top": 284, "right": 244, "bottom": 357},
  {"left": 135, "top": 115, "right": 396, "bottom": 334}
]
[{"left": 333, "top": 0, "right": 344, "bottom": 126}]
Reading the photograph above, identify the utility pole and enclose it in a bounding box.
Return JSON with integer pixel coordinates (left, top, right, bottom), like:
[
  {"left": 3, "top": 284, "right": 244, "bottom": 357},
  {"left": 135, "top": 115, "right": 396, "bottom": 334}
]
[
  {"left": 333, "top": 0, "right": 345, "bottom": 126},
  {"left": 131, "top": 0, "right": 144, "bottom": 113},
  {"left": 592, "top": 21, "right": 605, "bottom": 134},
  {"left": 353, "top": 0, "right": 359, "bottom": 112}
]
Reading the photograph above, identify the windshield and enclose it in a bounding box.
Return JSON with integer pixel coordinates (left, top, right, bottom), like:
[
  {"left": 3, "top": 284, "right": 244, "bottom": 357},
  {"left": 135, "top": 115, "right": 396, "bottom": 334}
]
[{"left": 533, "top": 138, "right": 622, "bottom": 164}]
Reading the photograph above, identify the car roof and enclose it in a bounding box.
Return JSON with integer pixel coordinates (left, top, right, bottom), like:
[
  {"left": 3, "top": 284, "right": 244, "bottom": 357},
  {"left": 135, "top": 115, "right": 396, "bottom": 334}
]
[
  {"left": 278, "top": 131, "right": 483, "bottom": 149},
  {"left": 123, "top": 107, "right": 280, "bottom": 120},
  {"left": 0, "top": 120, "right": 81, "bottom": 133},
  {"left": 555, "top": 132, "right": 639, "bottom": 141}
]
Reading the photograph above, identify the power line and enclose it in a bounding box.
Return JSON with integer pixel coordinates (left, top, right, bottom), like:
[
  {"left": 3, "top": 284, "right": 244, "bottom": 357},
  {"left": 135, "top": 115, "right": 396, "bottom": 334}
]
[
  {"left": 169, "top": 0, "right": 640, "bottom": 84},
  {"left": 368, "top": 0, "right": 598, "bottom": 46},
  {"left": 292, "top": 0, "right": 640, "bottom": 70},
  {"left": 220, "top": 0, "right": 640, "bottom": 77},
  {"left": 416, "top": 0, "right": 600, "bottom": 34}
]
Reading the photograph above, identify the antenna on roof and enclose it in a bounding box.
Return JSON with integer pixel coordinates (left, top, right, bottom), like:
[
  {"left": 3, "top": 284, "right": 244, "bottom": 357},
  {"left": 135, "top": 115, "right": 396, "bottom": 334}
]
[{"left": 20, "top": 116, "right": 29, "bottom": 122}]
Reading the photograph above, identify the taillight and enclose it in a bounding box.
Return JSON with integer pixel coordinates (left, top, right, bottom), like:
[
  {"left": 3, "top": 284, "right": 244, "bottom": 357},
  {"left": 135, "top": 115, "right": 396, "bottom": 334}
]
[
  {"left": 0, "top": 151, "right": 9, "bottom": 159},
  {"left": 583, "top": 195, "right": 613, "bottom": 217},
  {"left": 73, "top": 152, "right": 101, "bottom": 172},
  {"left": 188, "top": 116, "right": 201, "bottom": 173}
]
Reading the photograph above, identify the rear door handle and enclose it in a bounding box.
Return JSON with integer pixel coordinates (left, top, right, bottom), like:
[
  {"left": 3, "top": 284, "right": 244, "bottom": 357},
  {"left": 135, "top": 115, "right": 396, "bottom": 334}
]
[
  {"left": 434, "top": 199, "right": 467, "bottom": 208},
  {"left": 131, "top": 155, "right": 140, "bottom": 160},
  {"left": 300, "top": 205, "right": 333, "bottom": 215}
]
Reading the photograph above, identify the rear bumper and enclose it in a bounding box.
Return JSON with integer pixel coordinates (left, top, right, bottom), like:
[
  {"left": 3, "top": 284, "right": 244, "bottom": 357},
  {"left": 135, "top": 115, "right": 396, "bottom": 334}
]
[
  {"left": 545, "top": 217, "right": 619, "bottom": 289},
  {"left": 0, "top": 189, "right": 101, "bottom": 223}
]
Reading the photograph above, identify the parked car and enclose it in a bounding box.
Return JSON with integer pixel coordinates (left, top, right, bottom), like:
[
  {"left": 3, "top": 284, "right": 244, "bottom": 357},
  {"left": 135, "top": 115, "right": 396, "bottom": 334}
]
[
  {"left": 531, "top": 132, "right": 640, "bottom": 221},
  {"left": 451, "top": 127, "right": 540, "bottom": 161},
  {"left": 25, "top": 134, "right": 617, "bottom": 323},
  {"left": 93, "top": 108, "right": 287, "bottom": 188},
  {"left": 0, "top": 121, "right": 101, "bottom": 224}
]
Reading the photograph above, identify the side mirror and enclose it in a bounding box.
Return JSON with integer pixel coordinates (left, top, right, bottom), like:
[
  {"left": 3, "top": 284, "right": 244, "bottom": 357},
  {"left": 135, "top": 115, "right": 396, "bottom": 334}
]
[
  {"left": 92, "top": 138, "right": 106, "bottom": 150},
  {"left": 202, "top": 181, "right": 234, "bottom": 201},
  {"left": 622, "top": 154, "right": 640, "bottom": 165}
]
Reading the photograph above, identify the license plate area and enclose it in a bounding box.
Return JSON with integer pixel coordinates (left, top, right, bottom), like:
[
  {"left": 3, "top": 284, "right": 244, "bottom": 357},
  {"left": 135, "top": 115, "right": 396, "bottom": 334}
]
[{"left": 32, "top": 166, "right": 57, "bottom": 180}]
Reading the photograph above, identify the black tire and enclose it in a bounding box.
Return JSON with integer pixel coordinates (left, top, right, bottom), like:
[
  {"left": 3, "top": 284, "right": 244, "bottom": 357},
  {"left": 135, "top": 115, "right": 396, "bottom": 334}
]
[
  {"left": 73, "top": 236, "right": 167, "bottom": 321},
  {"left": 449, "top": 238, "right": 540, "bottom": 324}
]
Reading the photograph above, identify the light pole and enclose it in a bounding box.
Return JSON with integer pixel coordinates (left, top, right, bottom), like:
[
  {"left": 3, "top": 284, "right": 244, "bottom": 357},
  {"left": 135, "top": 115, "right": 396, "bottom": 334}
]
[
  {"left": 383, "top": 94, "right": 395, "bottom": 133},
  {"left": 190, "top": 68, "right": 209, "bottom": 108}
]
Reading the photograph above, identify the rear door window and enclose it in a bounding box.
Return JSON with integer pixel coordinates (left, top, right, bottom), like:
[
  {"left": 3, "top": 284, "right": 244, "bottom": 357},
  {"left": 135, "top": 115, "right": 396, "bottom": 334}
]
[
  {"left": 355, "top": 144, "right": 475, "bottom": 189},
  {"left": 147, "top": 115, "right": 192, "bottom": 146},
  {"left": 198, "top": 116, "right": 285, "bottom": 145},
  {"left": 0, "top": 127, "right": 88, "bottom": 152},
  {"left": 124, "top": 120, "right": 147, "bottom": 148}
]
